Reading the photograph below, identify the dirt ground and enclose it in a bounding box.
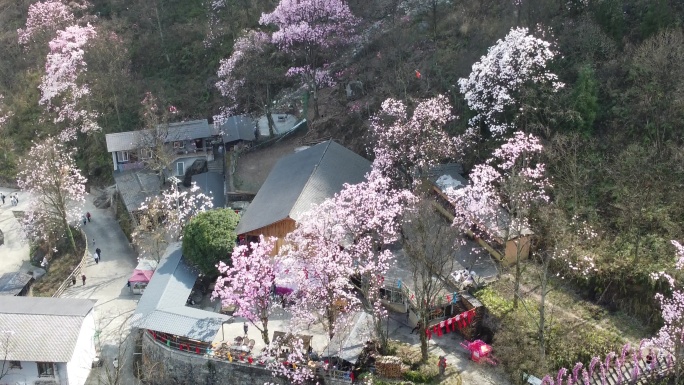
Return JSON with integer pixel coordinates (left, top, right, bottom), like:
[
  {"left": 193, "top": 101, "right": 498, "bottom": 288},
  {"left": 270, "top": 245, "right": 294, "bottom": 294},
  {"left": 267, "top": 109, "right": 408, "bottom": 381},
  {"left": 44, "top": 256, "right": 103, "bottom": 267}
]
[{"left": 232, "top": 131, "right": 310, "bottom": 193}]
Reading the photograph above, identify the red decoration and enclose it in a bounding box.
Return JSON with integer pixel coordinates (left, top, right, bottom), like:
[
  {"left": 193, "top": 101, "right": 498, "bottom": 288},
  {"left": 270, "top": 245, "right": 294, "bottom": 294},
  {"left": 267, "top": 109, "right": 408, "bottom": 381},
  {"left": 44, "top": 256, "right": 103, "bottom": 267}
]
[{"left": 415, "top": 70, "right": 421, "bottom": 79}]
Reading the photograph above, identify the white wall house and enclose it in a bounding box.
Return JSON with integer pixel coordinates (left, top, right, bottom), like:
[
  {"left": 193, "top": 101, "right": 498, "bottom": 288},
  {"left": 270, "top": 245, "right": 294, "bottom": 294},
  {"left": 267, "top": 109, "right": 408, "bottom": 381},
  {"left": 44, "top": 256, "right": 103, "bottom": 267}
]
[
  {"left": 0, "top": 297, "right": 97, "bottom": 385},
  {"left": 104, "top": 119, "right": 219, "bottom": 173}
]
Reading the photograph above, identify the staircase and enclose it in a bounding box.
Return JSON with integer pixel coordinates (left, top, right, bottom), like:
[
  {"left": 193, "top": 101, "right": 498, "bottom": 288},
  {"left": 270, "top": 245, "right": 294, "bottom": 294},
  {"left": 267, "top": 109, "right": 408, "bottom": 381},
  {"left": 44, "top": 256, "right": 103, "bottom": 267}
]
[{"left": 207, "top": 150, "right": 224, "bottom": 174}]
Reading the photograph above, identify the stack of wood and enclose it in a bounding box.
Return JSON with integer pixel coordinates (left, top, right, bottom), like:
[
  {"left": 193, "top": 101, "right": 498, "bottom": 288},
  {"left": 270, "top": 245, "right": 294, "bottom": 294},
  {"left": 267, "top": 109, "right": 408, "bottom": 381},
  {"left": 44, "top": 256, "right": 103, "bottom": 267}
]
[{"left": 375, "top": 356, "right": 403, "bottom": 379}]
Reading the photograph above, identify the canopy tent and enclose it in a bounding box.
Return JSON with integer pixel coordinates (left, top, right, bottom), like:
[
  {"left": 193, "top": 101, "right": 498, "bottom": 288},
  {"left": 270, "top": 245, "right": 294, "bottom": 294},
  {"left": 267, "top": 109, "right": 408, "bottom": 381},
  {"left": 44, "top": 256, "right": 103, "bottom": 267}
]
[{"left": 129, "top": 259, "right": 158, "bottom": 294}]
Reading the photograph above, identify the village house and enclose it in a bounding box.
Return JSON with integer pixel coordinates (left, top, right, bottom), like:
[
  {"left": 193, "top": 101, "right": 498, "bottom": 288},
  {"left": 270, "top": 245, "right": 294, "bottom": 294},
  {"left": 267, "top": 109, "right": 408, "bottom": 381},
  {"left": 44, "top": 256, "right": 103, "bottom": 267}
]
[
  {"left": 428, "top": 163, "right": 533, "bottom": 265},
  {"left": 0, "top": 297, "right": 97, "bottom": 385},
  {"left": 235, "top": 140, "right": 372, "bottom": 252}
]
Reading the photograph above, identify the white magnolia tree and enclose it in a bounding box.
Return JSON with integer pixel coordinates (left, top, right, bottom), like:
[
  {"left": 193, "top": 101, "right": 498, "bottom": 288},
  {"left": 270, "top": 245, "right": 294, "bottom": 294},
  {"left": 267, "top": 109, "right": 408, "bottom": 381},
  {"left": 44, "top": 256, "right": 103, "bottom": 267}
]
[
  {"left": 458, "top": 27, "right": 563, "bottom": 137},
  {"left": 17, "top": 137, "right": 87, "bottom": 253}
]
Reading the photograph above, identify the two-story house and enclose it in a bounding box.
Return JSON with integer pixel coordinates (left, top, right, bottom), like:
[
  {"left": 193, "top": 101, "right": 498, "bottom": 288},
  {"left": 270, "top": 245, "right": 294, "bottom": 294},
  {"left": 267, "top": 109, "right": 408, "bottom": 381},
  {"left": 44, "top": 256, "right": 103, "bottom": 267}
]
[
  {"left": 105, "top": 119, "right": 219, "bottom": 176},
  {"left": 0, "top": 297, "right": 97, "bottom": 385}
]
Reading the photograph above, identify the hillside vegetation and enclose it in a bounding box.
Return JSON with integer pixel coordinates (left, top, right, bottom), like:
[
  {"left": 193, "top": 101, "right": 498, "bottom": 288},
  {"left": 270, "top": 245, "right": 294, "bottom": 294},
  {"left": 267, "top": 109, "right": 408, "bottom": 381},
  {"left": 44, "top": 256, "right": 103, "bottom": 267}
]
[{"left": 1, "top": 0, "right": 683, "bottom": 378}]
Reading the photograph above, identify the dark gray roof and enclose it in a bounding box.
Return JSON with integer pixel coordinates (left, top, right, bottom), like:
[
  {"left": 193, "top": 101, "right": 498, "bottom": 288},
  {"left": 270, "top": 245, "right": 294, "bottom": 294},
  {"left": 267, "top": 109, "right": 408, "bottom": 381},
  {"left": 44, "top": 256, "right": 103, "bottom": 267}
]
[
  {"left": 113, "top": 170, "right": 161, "bottom": 211},
  {"left": 106, "top": 119, "right": 214, "bottom": 152},
  {"left": 192, "top": 172, "right": 225, "bottom": 208},
  {"left": 0, "top": 272, "right": 33, "bottom": 296},
  {"left": 235, "top": 141, "right": 372, "bottom": 235},
  {"left": 219, "top": 115, "right": 256, "bottom": 143},
  {"left": 131, "top": 243, "right": 231, "bottom": 342},
  {"left": 0, "top": 297, "right": 96, "bottom": 362}
]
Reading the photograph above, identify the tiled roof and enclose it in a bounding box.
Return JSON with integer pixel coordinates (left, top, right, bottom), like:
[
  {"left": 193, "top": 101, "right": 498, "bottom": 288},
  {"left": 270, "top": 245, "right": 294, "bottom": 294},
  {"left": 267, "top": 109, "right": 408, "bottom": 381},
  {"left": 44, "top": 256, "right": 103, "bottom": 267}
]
[
  {"left": 105, "top": 120, "right": 214, "bottom": 152},
  {"left": 192, "top": 172, "right": 225, "bottom": 208},
  {"left": 113, "top": 170, "right": 161, "bottom": 212},
  {"left": 218, "top": 115, "right": 256, "bottom": 143},
  {"left": 235, "top": 140, "right": 371, "bottom": 235},
  {"left": 0, "top": 297, "right": 96, "bottom": 362},
  {"left": 131, "top": 244, "right": 231, "bottom": 342},
  {"left": 0, "top": 272, "right": 33, "bottom": 296}
]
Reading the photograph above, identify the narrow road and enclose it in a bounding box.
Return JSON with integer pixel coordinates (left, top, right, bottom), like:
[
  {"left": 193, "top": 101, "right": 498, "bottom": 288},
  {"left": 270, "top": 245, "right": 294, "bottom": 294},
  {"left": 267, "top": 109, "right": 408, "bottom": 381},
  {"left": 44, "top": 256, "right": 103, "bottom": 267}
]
[{"left": 58, "top": 189, "right": 140, "bottom": 385}]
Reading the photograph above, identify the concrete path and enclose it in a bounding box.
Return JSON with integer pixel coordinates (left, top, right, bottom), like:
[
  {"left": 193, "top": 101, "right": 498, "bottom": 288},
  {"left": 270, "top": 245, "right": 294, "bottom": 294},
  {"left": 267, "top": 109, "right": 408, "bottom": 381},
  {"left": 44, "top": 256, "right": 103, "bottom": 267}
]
[
  {"left": 0, "top": 188, "right": 32, "bottom": 275},
  {"left": 58, "top": 189, "right": 140, "bottom": 385},
  {"left": 386, "top": 310, "right": 511, "bottom": 385}
]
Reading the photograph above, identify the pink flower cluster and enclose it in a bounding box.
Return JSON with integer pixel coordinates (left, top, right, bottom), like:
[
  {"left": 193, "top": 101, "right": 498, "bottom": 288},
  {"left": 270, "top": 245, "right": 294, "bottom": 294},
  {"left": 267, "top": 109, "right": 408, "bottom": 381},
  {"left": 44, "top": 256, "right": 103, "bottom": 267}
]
[
  {"left": 369, "top": 95, "right": 464, "bottom": 188},
  {"left": 17, "top": 0, "right": 75, "bottom": 45}
]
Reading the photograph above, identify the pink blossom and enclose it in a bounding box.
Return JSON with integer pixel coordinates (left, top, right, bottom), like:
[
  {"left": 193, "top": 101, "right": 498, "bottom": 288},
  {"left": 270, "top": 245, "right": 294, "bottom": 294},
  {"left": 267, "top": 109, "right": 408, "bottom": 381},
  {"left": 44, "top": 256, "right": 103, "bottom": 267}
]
[{"left": 18, "top": 0, "right": 75, "bottom": 45}]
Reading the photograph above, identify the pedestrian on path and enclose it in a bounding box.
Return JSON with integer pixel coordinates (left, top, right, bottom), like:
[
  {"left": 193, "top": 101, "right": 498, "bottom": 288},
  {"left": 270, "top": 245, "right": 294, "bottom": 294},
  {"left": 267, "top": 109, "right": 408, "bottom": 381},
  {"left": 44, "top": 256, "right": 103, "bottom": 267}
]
[
  {"left": 93, "top": 252, "right": 99, "bottom": 264},
  {"left": 411, "top": 320, "right": 423, "bottom": 334},
  {"left": 81, "top": 274, "right": 86, "bottom": 286},
  {"left": 72, "top": 276, "right": 76, "bottom": 286},
  {"left": 96, "top": 247, "right": 101, "bottom": 260},
  {"left": 0, "top": 193, "right": 4, "bottom": 205},
  {"left": 82, "top": 215, "right": 87, "bottom": 226},
  {"left": 86, "top": 212, "right": 91, "bottom": 222},
  {"left": 438, "top": 356, "right": 447, "bottom": 376},
  {"left": 92, "top": 238, "right": 95, "bottom": 247},
  {"left": 243, "top": 322, "right": 248, "bottom": 336}
]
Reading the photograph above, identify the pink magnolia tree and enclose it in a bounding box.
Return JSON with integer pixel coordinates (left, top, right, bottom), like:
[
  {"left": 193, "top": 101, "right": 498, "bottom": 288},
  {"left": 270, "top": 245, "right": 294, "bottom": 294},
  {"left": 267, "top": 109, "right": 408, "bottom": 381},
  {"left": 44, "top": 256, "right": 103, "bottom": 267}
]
[
  {"left": 212, "top": 236, "right": 279, "bottom": 344},
  {"left": 262, "top": 336, "right": 318, "bottom": 385},
  {"left": 214, "top": 30, "right": 284, "bottom": 136},
  {"left": 458, "top": 27, "right": 563, "bottom": 137},
  {"left": 17, "top": 0, "right": 76, "bottom": 46},
  {"left": 132, "top": 182, "right": 213, "bottom": 262},
  {"left": 369, "top": 95, "right": 464, "bottom": 189},
  {"left": 648, "top": 240, "right": 684, "bottom": 383},
  {"left": 447, "top": 131, "right": 549, "bottom": 308},
  {"left": 278, "top": 204, "right": 361, "bottom": 343},
  {"left": 324, "top": 170, "right": 416, "bottom": 349},
  {"left": 17, "top": 137, "right": 87, "bottom": 253},
  {"left": 40, "top": 24, "right": 100, "bottom": 141},
  {"left": 19, "top": 0, "right": 99, "bottom": 141},
  {"left": 259, "top": 0, "right": 358, "bottom": 118}
]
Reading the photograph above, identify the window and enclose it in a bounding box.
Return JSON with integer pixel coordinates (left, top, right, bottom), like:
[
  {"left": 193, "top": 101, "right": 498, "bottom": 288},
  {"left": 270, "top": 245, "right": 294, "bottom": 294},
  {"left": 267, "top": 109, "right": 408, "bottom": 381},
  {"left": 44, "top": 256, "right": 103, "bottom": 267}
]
[
  {"left": 173, "top": 141, "right": 184, "bottom": 149},
  {"left": 37, "top": 362, "right": 54, "bottom": 377},
  {"left": 9, "top": 361, "right": 21, "bottom": 369},
  {"left": 176, "top": 162, "right": 185, "bottom": 176},
  {"left": 140, "top": 149, "right": 153, "bottom": 159},
  {"left": 119, "top": 151, "right": 129, "bottom": 162}
]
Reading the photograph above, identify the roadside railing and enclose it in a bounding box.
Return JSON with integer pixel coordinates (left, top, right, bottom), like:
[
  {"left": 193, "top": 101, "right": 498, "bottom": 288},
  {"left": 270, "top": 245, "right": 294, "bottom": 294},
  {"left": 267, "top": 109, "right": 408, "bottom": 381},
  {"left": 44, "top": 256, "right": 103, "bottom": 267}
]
[{"left": 52, "top": 229, "right": 89, "bottom": 297}]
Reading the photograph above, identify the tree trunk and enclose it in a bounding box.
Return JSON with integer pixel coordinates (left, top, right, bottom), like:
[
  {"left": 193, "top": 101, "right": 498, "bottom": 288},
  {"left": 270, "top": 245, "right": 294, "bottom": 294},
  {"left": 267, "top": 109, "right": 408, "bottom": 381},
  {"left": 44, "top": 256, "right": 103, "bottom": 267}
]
[
  {"left": 266, "top": 112, "right": 276, "bottom": 138},
  {"left": 419, "top": 321, "right": 428, "bottom": 362},
  {"left": 64, "top": 219, "right": 77, "bottom": 253},
  {"left": 260, "top": 317, "right": 270, "bottom": 345}
]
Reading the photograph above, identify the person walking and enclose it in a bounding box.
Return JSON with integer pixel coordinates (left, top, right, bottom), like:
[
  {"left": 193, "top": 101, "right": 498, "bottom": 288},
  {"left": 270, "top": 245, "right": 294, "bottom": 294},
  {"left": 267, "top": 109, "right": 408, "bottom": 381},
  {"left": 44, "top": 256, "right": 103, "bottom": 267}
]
[
  {"left": 82, "top": 215, "right": 87, "bottom": 226},
  {"left": 438, "top": 356, "right": 447, "bottom": 376},
  {"left": 92, "top": 238, "right": 95, "bottom": 247},
  {"left": 93, "top": 252, "right": 99, "bottom": 264},
  {"left": 86, "top": 212, "right": 91, "bottom": 222},
  {"left": 95, "top": 247, "right": 101, "bottom": 261},
  {"left": 81, "top": 274, "right": 86, "bottom": 286},
  {"left": 243, "top": 322, "right": 249, "bottom": 336},
  {"left": 72, "top": 276, "right": 77, "bottom": 286},
  {"left": 410, "top": 320, "right": 423, "bottom": 334},
  {"left": 0, "top": 193, "right": 4, "bottom": 205}
]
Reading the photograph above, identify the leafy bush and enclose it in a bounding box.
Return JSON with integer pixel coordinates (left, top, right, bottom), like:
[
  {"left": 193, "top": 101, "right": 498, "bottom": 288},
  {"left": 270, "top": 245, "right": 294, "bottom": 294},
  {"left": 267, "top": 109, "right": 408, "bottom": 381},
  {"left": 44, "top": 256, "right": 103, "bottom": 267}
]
[{"left": 182, "top": 208, "right": 240, "bottom": 275}]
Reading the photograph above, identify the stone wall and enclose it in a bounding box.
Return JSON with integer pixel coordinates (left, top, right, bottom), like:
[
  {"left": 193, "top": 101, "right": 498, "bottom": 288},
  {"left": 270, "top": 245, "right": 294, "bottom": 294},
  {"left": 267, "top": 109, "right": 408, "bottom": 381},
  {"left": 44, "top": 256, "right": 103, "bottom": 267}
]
[
  {"left": 141, "top": 331, "right": 286, "bottom": 385},
  {"left": 141, "top": 332, "right": 354, "bottom": 385}
]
